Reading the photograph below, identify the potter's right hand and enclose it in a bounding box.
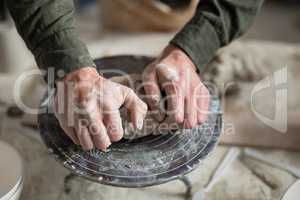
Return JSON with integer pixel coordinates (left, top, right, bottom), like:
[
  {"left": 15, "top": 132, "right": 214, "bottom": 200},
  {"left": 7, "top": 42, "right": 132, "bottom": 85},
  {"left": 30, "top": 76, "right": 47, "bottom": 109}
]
[{"left": 53, "top": 67, "right": 147, "bottom": 151}]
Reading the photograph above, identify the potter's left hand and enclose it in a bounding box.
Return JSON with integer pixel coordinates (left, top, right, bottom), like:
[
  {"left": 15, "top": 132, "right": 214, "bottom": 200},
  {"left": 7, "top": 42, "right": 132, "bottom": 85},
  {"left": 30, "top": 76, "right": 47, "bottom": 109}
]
[{"left": 142, "top": 45, "right": 210, "bottom": 129}]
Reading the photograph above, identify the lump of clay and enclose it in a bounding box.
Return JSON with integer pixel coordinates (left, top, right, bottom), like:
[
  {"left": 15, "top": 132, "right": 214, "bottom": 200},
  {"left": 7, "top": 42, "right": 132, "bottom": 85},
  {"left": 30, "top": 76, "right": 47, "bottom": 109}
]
[{"left": 110, "top": 74, "right": 161, "bottom": 140}]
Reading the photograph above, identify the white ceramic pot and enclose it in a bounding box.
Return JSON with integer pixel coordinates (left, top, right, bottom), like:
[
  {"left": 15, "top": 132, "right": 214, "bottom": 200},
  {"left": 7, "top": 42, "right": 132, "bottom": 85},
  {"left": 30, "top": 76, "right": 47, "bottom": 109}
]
[
  {"left": 282, "top": 180, "right": 300, "bottom": 200},
  {"left": 0, "top": 141, "right": 23, "bottom": 200}
]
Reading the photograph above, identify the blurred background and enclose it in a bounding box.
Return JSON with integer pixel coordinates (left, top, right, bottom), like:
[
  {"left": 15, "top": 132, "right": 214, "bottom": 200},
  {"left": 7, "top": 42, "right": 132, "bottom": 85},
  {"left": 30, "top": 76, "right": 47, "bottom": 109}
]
[{"left": 1, "top": 0, "right": 300, "bottom": 72}]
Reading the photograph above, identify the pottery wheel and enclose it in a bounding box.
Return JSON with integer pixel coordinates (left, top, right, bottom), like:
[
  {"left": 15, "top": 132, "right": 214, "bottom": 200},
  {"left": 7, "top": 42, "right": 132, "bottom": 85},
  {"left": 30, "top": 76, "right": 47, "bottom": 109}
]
[{"left": 38, "top": 55, "right": 222, "bottom": 187}]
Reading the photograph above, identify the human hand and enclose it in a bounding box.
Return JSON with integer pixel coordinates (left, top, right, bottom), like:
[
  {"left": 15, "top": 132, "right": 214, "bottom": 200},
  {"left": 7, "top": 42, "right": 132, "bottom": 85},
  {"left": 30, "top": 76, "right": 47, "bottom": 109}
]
[
  {"left": 142, "top": 45, "right": 210, "bottom": 129},
  {"left": 53, "top": 67, "right": 147, "bottom": 151}
]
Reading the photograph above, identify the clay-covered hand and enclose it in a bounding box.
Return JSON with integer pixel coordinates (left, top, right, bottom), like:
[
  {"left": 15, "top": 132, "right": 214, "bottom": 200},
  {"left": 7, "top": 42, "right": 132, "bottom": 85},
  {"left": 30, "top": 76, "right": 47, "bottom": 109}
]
[
  {"left": 142, "top": 45, "right": 210, "bottom": 129},
  {"left": 53, "top": 67, "right": 147, "bottom": 151}
]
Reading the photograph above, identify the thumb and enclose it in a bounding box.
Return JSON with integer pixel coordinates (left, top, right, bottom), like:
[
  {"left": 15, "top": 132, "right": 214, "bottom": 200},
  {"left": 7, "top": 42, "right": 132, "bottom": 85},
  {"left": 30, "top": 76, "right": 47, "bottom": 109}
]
[{"left": 142, "top": 67, "right": 165, "bottom": 122}]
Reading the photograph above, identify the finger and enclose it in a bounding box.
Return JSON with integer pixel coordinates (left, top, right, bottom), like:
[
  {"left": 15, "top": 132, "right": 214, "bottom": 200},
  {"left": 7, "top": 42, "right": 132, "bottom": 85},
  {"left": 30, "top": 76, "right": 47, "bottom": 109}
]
[
  {"left": 142, "top": 68, "right": 164, "bottom": 121},
  {"left": 162, "top": 81, "right": 184, "bottom": 125},
  {"left": 89, "top": 121, "right": 111, "bottom": 151},
  {"left": 183, "top": 94, "right": 198, "bottom": 129},
  {"left": 103, "top": 109, "right": 124, "bottom": 142},
  {"left": 54, "top": 104, "right": 80, "bottom": 145},
  {"left": 84, "top": 104, "right": 112, "bottom": 150},
  {"left": 62, "top": 125, "right": 80, "bottom": 145},
  {"left": 196, "top": 87, "right": 210, "bottom": 124},
  {"left": 75, "top": 118, "right": 94, "bottom": 150},
  {"left": 78, "top": 126, "right": 94, "bottom": 151},
  {"left": 123, "top": 87, "right": 148, "bottom": 130}
]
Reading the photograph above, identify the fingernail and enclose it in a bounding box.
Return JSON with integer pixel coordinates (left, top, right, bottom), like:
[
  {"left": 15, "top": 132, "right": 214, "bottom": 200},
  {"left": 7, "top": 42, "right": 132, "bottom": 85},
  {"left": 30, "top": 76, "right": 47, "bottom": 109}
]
[
  {"left": 101, "top": 148, "right": 111, "bottom": 153},
  {"left": 101, "top": 143, "right": 111, "bottom": 152}
]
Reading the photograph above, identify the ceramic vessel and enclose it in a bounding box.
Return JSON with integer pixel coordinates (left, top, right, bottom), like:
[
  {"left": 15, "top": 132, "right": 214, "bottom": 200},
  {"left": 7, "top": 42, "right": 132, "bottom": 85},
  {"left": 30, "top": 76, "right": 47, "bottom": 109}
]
[
  {"left": 0, "top": 141, "right": 23, "bottom": 200},
  {"left": 282, "top": 180, "right": 300, "bottom": 200}
]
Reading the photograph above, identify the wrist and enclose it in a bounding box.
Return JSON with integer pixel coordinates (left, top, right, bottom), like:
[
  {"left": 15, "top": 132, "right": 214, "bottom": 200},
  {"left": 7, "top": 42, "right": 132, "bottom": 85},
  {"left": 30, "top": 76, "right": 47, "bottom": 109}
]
[
  {"left": 64, "top": 67, "right": 100, "bottom": 82},
  {"left": 160, "top": 45, "right": 197, "bottom": 72}
]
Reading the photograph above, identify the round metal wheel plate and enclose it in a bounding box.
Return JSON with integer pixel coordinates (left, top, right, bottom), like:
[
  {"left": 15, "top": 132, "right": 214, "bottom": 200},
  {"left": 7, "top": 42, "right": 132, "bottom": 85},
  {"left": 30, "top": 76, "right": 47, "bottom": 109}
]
[{"left": 38, "top": 55, "right": 223, "bottom": 188}]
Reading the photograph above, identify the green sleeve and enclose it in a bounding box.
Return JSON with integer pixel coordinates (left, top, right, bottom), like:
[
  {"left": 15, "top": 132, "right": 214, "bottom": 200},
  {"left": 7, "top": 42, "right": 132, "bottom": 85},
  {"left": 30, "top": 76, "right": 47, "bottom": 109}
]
[
  {"left": 6, "top": 0, "right": 95, "bottom": 82},
  {"left": 171, "top": 0, "right": 264, "bottom": 73}
]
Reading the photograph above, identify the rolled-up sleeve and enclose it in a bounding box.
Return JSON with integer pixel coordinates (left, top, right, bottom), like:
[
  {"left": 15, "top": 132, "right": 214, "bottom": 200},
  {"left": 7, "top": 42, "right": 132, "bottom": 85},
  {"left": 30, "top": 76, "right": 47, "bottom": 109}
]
[
  {"left": 6, "top": 0, "right": 95, "bottom": 81},
  {"left": 171, "top": 0, "right": 264, "bottom": 73}
]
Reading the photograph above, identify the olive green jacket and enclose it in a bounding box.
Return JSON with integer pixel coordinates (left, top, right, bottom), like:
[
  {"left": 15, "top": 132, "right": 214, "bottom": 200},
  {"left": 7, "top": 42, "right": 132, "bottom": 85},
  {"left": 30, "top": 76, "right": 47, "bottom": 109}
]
[{"left": 6, "top": 0, "right": 263, "bottom": 81}]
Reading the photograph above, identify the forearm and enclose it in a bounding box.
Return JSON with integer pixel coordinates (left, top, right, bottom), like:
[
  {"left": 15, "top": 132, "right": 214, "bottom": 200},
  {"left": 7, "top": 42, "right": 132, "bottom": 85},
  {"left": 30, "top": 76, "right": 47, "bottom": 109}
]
[
  {"left": 6, "top": 0, "right": 94, "bottom": 81},
  {"left": 171, "top": 0, "right": 264, "bottom": 73}
]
